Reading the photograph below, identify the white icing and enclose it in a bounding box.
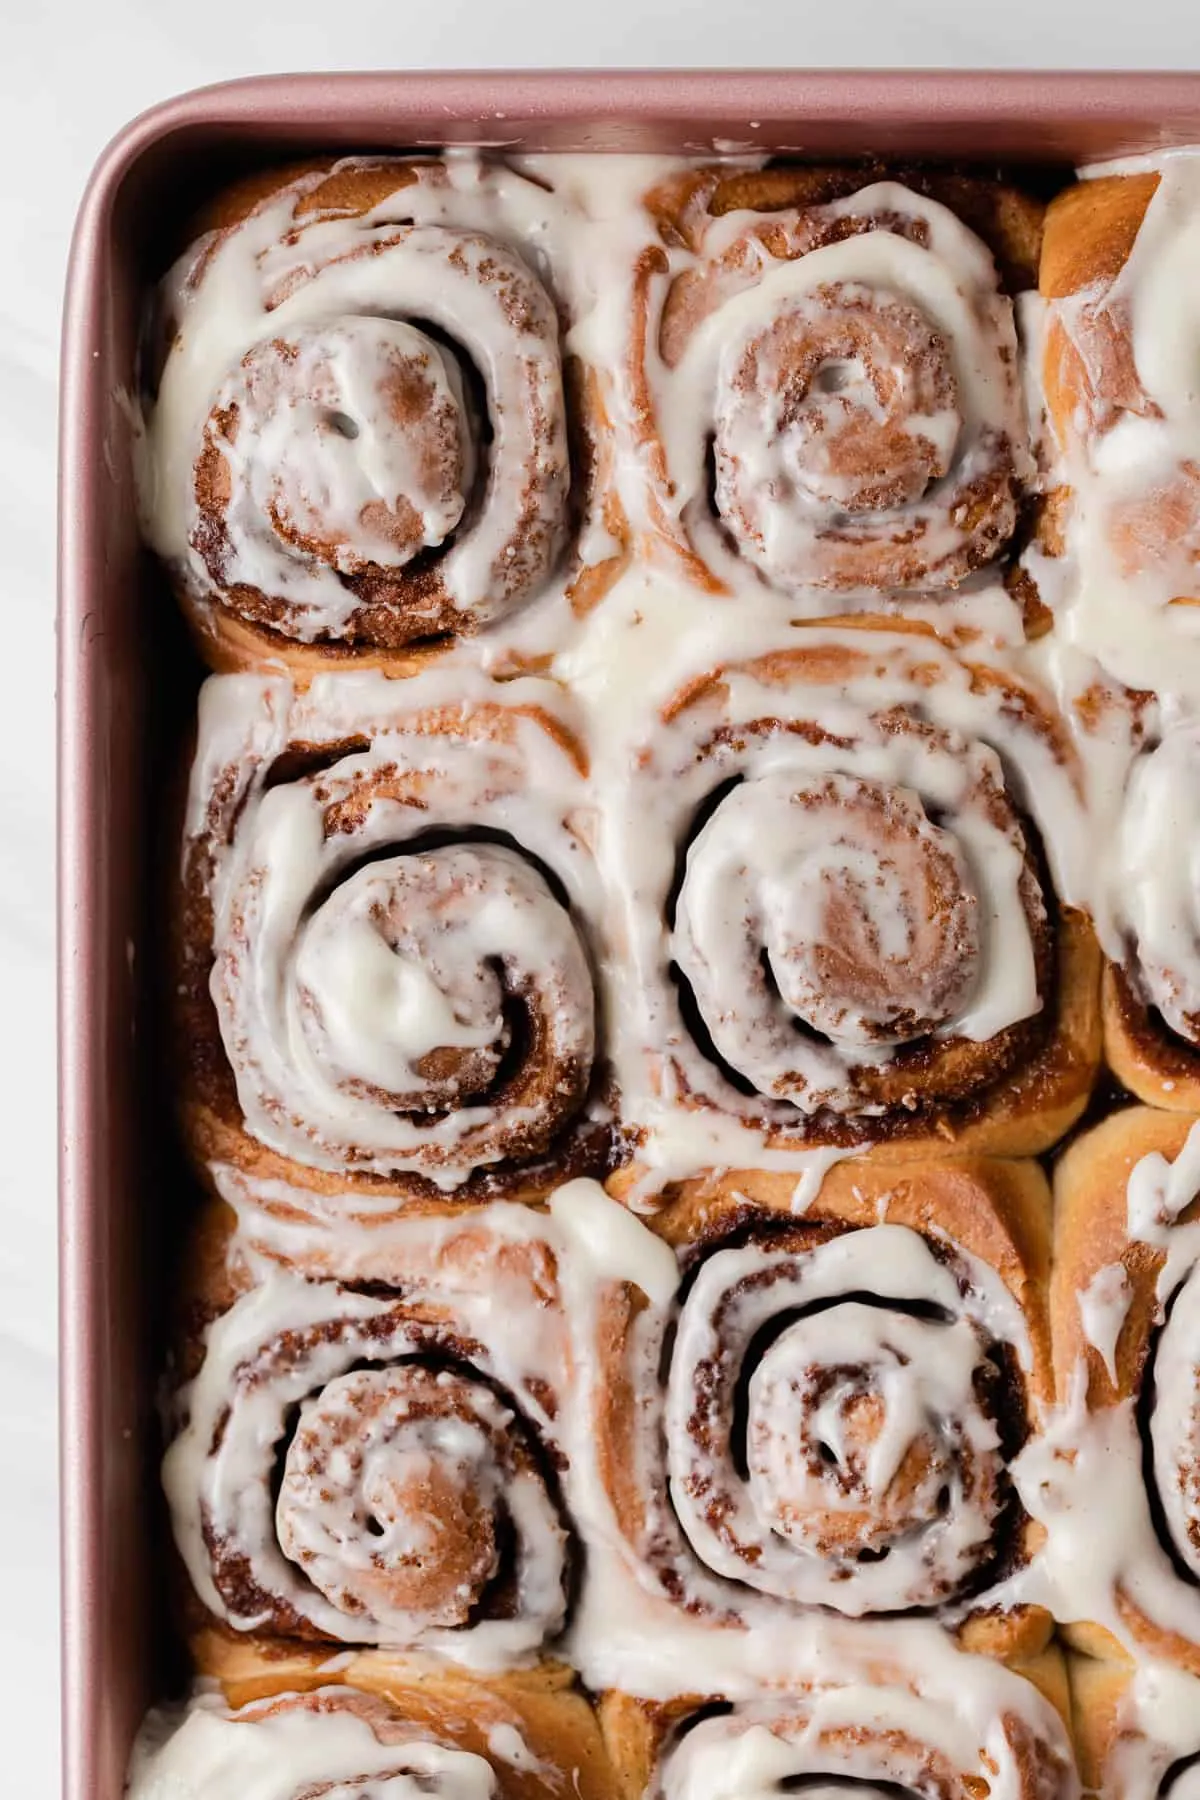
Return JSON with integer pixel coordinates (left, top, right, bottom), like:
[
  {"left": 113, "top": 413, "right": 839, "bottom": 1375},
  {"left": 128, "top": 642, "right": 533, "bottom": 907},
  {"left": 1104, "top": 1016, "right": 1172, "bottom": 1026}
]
[
  {"left": 210, "top": 319, "right": 476, "bottom": 588},
  {"left": 1078, "top": 1261, "right": 1133, "bottom": 1383},
  {"left": 1101, "top": 1660, "right": 1200, "bottom": 1800},
  {"left": 1116, "top": 722, "right": 1200, "bottom": 1040},
  {"left": 654, "top": 1676, "right": 1075, "bottom": 1800},
  {"left": 548, "top": 1177, "right": 679, "bottom": 1307},
  {"left": 126, "top": 1693, "right": 499, "bottom": 1800},
  {"left": 484, "top": 1724, "right": 550, "bottom": 1776}
]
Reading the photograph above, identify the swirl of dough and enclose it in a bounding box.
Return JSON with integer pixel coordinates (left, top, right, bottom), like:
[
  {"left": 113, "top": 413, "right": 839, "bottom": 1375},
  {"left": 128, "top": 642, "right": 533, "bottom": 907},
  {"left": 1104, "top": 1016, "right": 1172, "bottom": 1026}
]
[
  {"left": 142, "top": 158, "right": 574, "bottom": 657},
  {"left": 664, "top": 1225, "right": 1015, "bottom": 1614},
  {"left": 163, "top": 1208, "right": 573, "bottom": 1661},
  {"left": 631, "top": 178, "right": 1030, "bottom": 599},
  {"left": 180, "top": 666, "right": 608, "bottom": 1202},
  {"left": 606, "top": 624, "right": 1100, "bottom": 1159},
  {"left": 672, "top": 769, "right": 983, "bottom": 1106}
]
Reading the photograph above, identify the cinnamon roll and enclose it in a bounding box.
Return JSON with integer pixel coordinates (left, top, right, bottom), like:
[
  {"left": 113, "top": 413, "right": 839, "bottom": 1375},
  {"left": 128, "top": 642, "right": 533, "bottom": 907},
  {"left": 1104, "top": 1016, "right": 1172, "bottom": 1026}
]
[
  {"left": 165, "top": 1200, "right": 576, "bottom": 1663},
  {"left": 176, "top": 665, "right": 617, "bottom": 1233},
  {"left": 600, "top": 1645, "right": 1077, "bottom": 1800},
  {"left": 590, "top": 1152, "right": 1054, "bottom": 1659},
  {"left": 606, "top": 619, "right": 1100, "bottom": 1172},
  {"left": 1034, "top": 1107, "right": 1200, "bottom": 1673},
  {"left": 626, "top": 166, "right": 1041, "bottom": 608},
  {"left": 1038, "top": 156, "right": 1200, "bottom": 700},
  {"left": 138, "top": 157, "right": 618, "bottom": 674},
  {"left": 127, "top": 1656, "right": 614, "bottom": 1800}
]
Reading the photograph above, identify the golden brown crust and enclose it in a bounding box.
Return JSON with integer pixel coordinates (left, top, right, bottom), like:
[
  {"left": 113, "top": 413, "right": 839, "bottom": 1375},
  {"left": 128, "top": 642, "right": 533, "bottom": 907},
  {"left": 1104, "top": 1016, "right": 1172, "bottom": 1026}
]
[
  {"left": 180, "top": 605, "right": 457, "bottom": 682},
  {"left": 189, "top": 1630, "right": 617, "bottom": 1800},
  {"left": 1039, "top": 173, "right": 1160, "bottom": 302},
  {"left": 189, "top": 158, "right": 415, "bottom": 239},
  {"left": 1103, "top": 961, "right": 1200, "bottom": 1114},
  {"left": 1065, "top": 1649, "right": 1135, "bottom": 1793},
  {"left": 652, "top": 163, "right": 1045, "bottom": 293}
]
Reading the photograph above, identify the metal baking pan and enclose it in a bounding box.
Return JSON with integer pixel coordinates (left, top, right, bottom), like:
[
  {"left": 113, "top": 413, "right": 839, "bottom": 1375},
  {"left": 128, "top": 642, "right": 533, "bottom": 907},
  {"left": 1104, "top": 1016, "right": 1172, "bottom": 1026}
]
[{"left": 57, "top": 67, "right": 1200, "bottom": 1800}]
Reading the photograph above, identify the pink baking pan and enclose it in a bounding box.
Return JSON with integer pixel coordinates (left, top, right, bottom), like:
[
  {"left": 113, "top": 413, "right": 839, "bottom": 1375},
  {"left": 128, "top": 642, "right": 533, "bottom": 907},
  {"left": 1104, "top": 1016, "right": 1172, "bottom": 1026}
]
[{"left": 57, "top": 68, "right": 1200, "bottom": 1800}]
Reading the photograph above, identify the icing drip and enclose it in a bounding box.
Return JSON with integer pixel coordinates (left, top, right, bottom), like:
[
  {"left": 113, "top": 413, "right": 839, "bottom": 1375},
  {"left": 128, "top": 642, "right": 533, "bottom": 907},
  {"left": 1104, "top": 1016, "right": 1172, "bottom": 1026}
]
[{"left": 1078, "top": 1261, "right": 1132, "bottom": 1384}]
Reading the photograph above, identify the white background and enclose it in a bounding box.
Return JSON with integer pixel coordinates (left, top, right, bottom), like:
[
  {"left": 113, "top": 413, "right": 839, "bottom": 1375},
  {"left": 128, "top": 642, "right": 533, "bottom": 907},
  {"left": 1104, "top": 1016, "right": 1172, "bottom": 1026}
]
[{"left": 5, "top": 5, "right": 1200, "bottom": 1793}]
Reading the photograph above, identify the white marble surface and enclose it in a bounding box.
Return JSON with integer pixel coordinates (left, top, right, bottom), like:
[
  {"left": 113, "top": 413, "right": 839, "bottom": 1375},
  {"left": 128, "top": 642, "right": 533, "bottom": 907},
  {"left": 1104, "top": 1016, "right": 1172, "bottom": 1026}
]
[{"left": 6, "top": 4, "right": 1200, "bottom": 1792}]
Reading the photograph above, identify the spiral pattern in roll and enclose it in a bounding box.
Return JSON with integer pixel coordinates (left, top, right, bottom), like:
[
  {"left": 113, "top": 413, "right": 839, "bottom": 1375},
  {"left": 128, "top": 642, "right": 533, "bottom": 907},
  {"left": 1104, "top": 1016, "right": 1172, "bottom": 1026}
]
[
  {"left": 673, "top": 769, "right": 986, "bottom": 1101},
  {"left": 663, "top": 1223, "right": 1023, "bottom": 1615},
  {"left": 180, "top": 666, "right": 610, "bottom": 1206},
  {"left": 593, "top": 1157, "right": 1051, "bottom": 1642},
  {"left": 633, "top": 176, "right": 1032, "bottom": 599},
  {"left": 142, "top": 158, "right": 574, "bottom": 657},
  {"left": 612, "top": 625, "right": 1096, "bottom": 1155},
  {"left": 164, "top": 1208, "right": 572, "bottom": 1660}
]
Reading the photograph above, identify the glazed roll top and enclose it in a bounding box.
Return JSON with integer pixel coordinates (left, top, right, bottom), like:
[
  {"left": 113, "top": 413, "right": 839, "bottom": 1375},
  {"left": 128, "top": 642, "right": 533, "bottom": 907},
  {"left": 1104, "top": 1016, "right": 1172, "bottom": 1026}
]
[
  {"left": 591, "top": 1155, "right": 1052, "bottom": 1654},
  {"left": 178, "top": 666, "right": 614, "bottom": 1218},
  {"left": 606, "top": 621, "right": 1098, "bottom": 1162},
  {"left": 164, "top": 1206, "right": 576, "bottom": 1661},
  {"left": 630, "top": 167, "right": 1040, "bottom": 601},
  {"left": 140, "top": 158, "right": 582, "bottom": 663}
]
